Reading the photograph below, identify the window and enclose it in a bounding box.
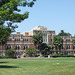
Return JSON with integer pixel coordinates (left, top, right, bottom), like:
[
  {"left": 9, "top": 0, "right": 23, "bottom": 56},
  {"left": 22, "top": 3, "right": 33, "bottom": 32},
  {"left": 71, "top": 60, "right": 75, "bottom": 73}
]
[
  {"left": 13, "top": 35, "right": 14, "bottom": 39},
  {"left": 23, "top": 45, "right": 28, "bottom": 49},
  {"left": 15, "top": 45, "right": 20, "bottom": 50},
  {"left": 51, "top": 33, "right": 52, "bottom": 39},
  {"left": 51, "top": 39, "right": 52, "bottom": 42},
  {"left": 7, "top": 39, "right": 12, "bottom": 41},
  {"left": 23, "top": 38, "right": 28, "bottom": 42},
  {"left": 21, "top": 35, "right": 23, "bottom": 39},
  {"left": 43, "top": 39, "right": 45, "bottom": 42},
  {"left": 6, "top": 45, "right": 11, "bottom": 50},
  {"left": 66, "top": 45, "right": 70, "bottom": 49},
  {"left": 43, "top": 33, "right": 47, "bottom": 37},
  {"left": 66, "top": 39, "right": 70, "bottom": 42},
  {"left": 15, "top": 39, "right": 20, "bottom": 41},
  {"left": 61, "top": 46, "right": 63, "bottom": 49},
  {"left": 73, "top": 45, "right": 75, "bottom": 49}
]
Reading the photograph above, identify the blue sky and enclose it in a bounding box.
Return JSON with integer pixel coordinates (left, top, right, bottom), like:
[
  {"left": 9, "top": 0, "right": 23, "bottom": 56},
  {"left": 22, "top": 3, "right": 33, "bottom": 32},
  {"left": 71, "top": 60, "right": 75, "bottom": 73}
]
[{"left": 15, "top": 0, "right": 75, "bottom": 36}]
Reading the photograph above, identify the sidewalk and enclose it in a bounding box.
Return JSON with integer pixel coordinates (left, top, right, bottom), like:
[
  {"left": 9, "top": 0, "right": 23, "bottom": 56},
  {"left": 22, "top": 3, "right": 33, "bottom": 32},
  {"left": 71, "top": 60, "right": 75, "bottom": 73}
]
[{"left": 18, "top": 57, "right": 47, "bottom": 59}]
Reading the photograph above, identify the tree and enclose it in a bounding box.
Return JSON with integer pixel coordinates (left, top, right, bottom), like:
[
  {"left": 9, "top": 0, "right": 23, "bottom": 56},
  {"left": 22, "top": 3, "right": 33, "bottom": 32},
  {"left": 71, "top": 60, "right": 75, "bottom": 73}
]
[
  {"left": 32, "top": 32, "right": 43, "bottom": 49},
  {"left": 40, "top": 43, "right": 50, "bottom": 55},
  {"left": 25, "top": 48, "right": 36, "bottom": 57},
  {"left": 50, "top": 43, "right": 55, "bottom": 50},
  {"left": 6, "top": 49, "right": 16, "bottom": 57},
  {"left": 0, "top": 0, "right": 36, "bottom": 47},
  {"left": 53, "top": 35, "right": 63, "bottom": 53},
  {"left": 0, "top": 26, "right": 12, "bottom": 55},
  {"left": 58, "top": 30, "right": 71, "bottom": 36},
  {"left": 32, "top": 32, "right": 43, "bottom": 55},
  {"left": 73, "top": 38, "right": 75, "bottom": 49}
]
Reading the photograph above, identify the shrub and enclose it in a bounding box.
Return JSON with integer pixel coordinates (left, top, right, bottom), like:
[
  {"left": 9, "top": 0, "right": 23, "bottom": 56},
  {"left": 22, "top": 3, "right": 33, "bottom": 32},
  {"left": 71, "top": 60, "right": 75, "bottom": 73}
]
[
  {"left": 43, "top": 55, "right": 48, "bottom": 57},
  {"left": 35, "top": 53, "right": 40, "bottom": 57},
  {"left": 6, "top": 49, "right": 16, "bottom": 57},
  {"left": 52, "top": 53, "right": 75, "bottom": 57},
  {"left": 0, "top": 56, "right": 17, "bottom": 59},
  {"left": 25, "top": 48, "right": 36, "bottom": 57}
]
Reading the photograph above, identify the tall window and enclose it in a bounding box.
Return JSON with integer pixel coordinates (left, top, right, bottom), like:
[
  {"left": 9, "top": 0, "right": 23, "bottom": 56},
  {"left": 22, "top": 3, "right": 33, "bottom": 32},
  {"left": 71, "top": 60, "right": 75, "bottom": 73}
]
[
  {"left": 13, "top": 35, "right": 14, "bottom": 39},
  {"left": 23, "top": 45, "right": 28, "bottom": 50},
  {"left": 66, "top": 45, "right": 70, "bottom": 49},
  {"left": 23, "top": 38, "right": 28, "bottom": 42},
  {"left": 51, "top": 33, "right": 52, "bottom": 42},
  {"left": 6, "top": 45, "right": 11, "bottom": 50},
  {"left": 66, "top": 39, "right": 70, "bottom": 42},
  {"left": 73, "top": 45, "right": 75, "bottom": 49},
  {"left": 21, "top": 35, "right": 23, "bottom": 39},
  {"left": 42, "top": 33, "right": 47, "bottom": 43},
  {"left": 15, "top": 45, "right": 20, "bottom": 50},
  {"left": 15, "top": 39, "right": 20, "bottom": 41}
]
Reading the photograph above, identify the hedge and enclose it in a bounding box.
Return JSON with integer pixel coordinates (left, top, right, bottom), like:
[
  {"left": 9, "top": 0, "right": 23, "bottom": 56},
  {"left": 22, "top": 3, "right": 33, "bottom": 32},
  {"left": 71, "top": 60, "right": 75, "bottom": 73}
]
[{"left": 0, "top": 56, "right": 17, "bottom": 59}]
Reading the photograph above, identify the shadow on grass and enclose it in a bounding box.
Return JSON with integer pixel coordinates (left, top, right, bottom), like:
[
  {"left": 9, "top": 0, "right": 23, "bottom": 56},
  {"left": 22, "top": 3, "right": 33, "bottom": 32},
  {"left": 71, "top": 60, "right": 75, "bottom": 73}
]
[
  {"left": 0, "top": 62, "right": 8, "bottom": 64},
  {"left": 0, "top": 65, "right": 19, "bottom": 68}
]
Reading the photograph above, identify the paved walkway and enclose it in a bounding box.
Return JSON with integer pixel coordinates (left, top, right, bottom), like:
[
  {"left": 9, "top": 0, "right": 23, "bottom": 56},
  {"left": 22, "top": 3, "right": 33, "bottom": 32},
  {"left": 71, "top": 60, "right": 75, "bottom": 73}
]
[{"left": 18, "top": 57, "right": 47, "bottom": 59}]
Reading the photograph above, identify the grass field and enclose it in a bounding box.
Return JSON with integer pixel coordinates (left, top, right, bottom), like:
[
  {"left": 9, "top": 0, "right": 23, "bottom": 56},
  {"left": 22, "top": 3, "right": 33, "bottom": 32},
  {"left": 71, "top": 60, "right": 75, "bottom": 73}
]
[{"left": 0, "top": 57, "right": 75, "bottom": 75}]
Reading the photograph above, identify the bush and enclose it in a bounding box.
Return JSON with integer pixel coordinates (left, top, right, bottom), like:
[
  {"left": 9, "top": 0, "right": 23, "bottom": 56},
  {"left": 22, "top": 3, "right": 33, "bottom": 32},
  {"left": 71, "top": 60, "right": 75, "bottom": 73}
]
[
  {"left": 0, "top": 56, "right": 17, "bottom": 59},
  {"left": 25, "top": 48, "right": 36, "bottom": 57},
  {"left": 35, "top": 53, "right": 40, "bottom": 57},
  {"left": 52, "top": 53, "right": 75, "bottom": 57},
  {"left": 43, "top": 55, "right": 48, "bottom": 57},
  {"left": 6, "top": 49, "right": 16, "bottom": 57}
]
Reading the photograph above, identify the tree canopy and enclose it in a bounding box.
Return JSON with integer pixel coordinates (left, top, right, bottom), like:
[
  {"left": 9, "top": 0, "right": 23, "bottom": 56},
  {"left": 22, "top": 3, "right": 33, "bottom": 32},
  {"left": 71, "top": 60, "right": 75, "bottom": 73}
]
[
  {"left": 0, "top": 0, "right": 36, "bottom": 45},
  {"left": 58, "top": 30, "right": 71, "bottom": 36},
  {"left": 25, "top": 48, "right": 36, "bottom": 57},
  {"left": 0, "top": 26, "right": 11, "bottom": 45},
  {"left": 0, "top": 0, "right": 36, "bottom": 28},
  {"left": 53, "top": 35, "right": 63, "bottom": 50},
  {"left": 32, "top": 32, "right": 43, "bottom": 50},
  {"left": 40, "top": 43, "right": 50, "bottom": 55}
]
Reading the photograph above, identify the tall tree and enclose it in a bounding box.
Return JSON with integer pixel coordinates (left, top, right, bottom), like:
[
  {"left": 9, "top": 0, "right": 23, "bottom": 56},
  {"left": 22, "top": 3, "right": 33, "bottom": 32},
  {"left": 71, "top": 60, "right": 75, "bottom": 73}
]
[
  {"left": 53, "top": 35, "right": 63, "bottom": 53},
  {"left": 32, "top": 32, "right": 43, "bottom": 52},
  {"left": 58, "top": 30, "right": 71, "bottom": 36},
  {"left": 0, "top": 26, "right": 11, "bottom": 55},
  {"left": 0, "top": 0, "right": 36, "bottom": 45},
  {"left": 40, "top": 43, "right": 50, "bottom": 55}
]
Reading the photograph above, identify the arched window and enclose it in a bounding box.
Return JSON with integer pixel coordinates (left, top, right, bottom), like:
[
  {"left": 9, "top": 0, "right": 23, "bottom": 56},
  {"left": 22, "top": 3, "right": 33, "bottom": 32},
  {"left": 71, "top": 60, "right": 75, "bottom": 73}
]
[
  {"left": 23, "top": 45, "right": 28, "bottom": 50},
  {"left": 15, "top": 45, "right": 20, "bottom": 50},
  {"left": 6, "top": 45, "right": 11, "bottom": 50}
]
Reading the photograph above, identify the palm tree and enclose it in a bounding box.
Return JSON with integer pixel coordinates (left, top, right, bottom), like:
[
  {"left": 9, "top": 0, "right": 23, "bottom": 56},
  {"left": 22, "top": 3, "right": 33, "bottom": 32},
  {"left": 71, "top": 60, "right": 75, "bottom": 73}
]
[
  {"left": 32, "top": 32, "right": 43, "bottom": 55},
  {"left": 53, "top": 35, "right": 63, "bottom": 54}
]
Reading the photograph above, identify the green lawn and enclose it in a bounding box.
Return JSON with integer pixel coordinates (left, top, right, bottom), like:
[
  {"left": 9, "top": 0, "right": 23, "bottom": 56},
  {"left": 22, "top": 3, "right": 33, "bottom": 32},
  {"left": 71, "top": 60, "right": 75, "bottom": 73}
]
[{"left": 0, "top": 57, "right": 75, "bottom": 75}]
